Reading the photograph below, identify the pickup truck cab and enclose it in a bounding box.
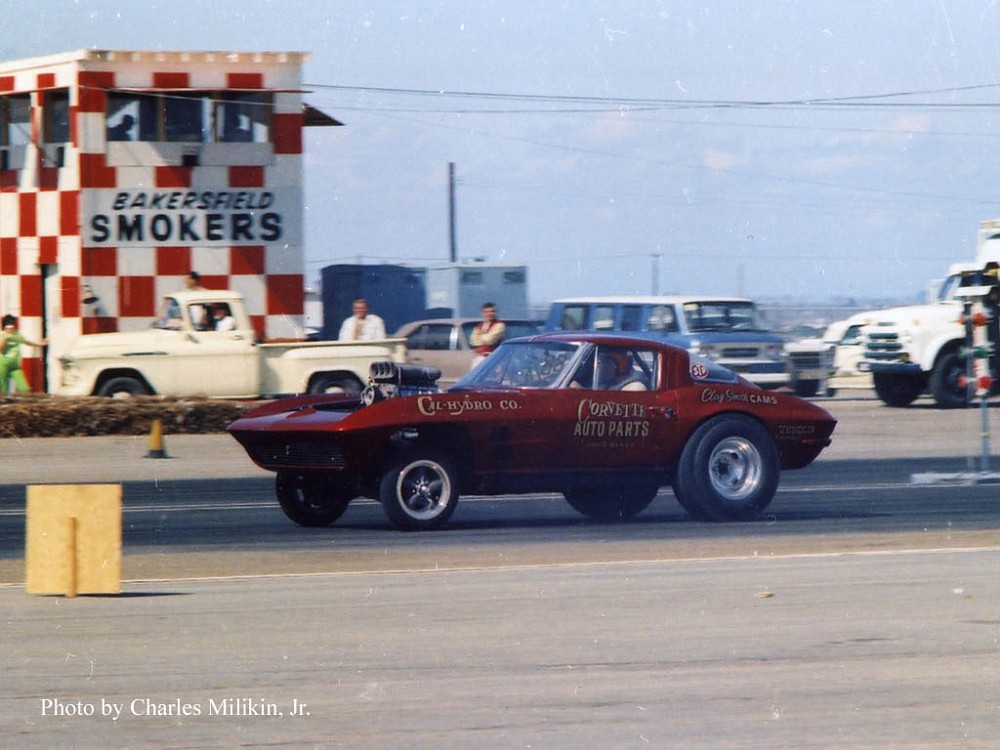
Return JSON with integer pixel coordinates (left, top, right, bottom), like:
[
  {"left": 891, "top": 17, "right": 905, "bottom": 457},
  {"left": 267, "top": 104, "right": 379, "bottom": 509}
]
[{"left": 56, "top": 290, "right": 406, "bottom": 398}]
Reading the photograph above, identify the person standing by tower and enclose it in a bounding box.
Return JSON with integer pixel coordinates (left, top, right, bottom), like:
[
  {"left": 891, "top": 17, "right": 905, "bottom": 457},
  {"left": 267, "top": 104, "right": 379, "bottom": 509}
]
[{"left": 0, "top": 315, "right": 47, "bottom": 393}]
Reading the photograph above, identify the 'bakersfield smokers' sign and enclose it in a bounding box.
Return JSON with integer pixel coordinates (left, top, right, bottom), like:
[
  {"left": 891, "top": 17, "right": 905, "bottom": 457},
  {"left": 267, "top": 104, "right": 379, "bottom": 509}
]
[{"left": 82, "top": 189, "right": 302, "bottom": 247}]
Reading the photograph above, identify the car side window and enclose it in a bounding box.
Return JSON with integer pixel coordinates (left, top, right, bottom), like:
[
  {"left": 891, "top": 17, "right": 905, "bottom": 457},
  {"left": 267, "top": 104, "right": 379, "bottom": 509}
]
[
  {"left": 574, "top": 347, "right": 659, "bottom": 391},
  {"left": 634, "top": 349, "right": 659, "bottom": 389},
  {"left": 189, "top": 304, "right": 211, "bottom": 331},
  {"left": 840, "top": 325, "right": 863, "bottom": 346},
  {"left": 592, "top": 305, "right": 616, "bottom": 330},
  {"left": 407, "top": 324, "right": 454, "bottom": 351},
  {"left": 620, "top": 305, "right": 642, "bottom": 331},
  {"left": 646, "top": 305, "right": 679, "bottom": 333},
  {"left": 559, "top": 305, "right": 588, "bottom": 331}
]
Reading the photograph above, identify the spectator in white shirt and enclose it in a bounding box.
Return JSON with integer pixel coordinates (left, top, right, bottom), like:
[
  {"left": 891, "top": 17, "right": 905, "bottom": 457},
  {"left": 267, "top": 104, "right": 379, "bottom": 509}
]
[{"left": 338, "top": 299, "right": 386, "bottom": 341}]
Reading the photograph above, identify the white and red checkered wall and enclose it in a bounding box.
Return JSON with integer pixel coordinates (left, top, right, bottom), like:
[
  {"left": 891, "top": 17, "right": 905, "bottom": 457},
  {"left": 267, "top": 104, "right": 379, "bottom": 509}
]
[{"left": 0, "top": 50, "right": 309, "bottom": 391}]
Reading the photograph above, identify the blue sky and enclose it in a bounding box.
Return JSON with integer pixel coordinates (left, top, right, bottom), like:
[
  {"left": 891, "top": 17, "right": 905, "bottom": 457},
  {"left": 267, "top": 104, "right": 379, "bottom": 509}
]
[{"left": 6, "top": 1, "right": 1000, "bottom": 306}]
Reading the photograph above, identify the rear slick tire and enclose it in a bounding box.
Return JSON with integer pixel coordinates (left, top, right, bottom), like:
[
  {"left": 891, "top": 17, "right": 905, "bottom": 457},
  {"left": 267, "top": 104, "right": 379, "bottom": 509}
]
[
  {"left": 673, "top": 415, "right": 779, "bottom": 522},
  {"left": 563, "top": 485, "right": 658, "bottom": 522}
]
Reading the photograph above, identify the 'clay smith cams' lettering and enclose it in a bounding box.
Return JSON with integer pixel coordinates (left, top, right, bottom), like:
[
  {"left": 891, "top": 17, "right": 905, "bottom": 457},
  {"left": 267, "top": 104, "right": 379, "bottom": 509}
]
[
  {"left": 86, "top": 190, "right": 290, "bottom": 246},
  {"left": 699, "top": 388, "right": 778, "bottom": 406}
]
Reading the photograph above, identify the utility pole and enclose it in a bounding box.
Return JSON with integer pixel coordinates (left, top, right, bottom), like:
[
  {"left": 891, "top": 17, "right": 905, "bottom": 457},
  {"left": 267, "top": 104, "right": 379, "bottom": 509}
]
[
  {"left": 448, "top": 162, "right": 457, "bottom": 263},
  {"left": 651, "top": 253, "right": 661, "bottom": 295}
]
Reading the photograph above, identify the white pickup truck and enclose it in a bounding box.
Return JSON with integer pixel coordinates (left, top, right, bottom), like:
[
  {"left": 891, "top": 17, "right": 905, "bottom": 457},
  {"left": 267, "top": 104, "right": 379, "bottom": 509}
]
[{"left": 55, "top": 289, "right": 407, "bottom": 398}]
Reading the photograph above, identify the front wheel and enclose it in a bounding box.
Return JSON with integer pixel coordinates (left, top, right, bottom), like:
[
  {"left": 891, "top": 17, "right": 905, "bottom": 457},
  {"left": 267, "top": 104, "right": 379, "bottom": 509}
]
[
  {"left": 564, "top": 484, "right": 659, "bottom": 522},
  {"left": 872, "top": 372, "right": 924, "bottom": 407},
  {"left": 96, "top": 376, "right": 148, "bottom": 398},
  {"left": 791, "top": 378, "right": 820, "bottom": 398},
  {"left": 379, "top": 453, "right": 459, "bottom": 530},
  {"left": 307, "top": 374, "right": 362, "bottom": 395},
  {"left": 276, "top": 472, "right": 353, "bottom": 527},
  {"left": 673, "top": 415, "right": 779, "bottom": 522},
  {"left": 930, "top": 351, "right": 968, "bottom": 409}
]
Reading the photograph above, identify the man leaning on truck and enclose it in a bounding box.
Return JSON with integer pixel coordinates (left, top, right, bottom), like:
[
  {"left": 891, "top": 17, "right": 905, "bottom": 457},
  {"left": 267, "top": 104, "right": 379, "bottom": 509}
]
[{"left": 339, "top": 299, "right": 386, "bottom": 341}]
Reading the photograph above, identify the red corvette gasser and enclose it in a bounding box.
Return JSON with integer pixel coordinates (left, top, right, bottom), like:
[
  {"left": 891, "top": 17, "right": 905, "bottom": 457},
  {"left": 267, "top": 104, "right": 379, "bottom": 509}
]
[{"left": 229, "top": 333, "right": 836, "bottom": 530}]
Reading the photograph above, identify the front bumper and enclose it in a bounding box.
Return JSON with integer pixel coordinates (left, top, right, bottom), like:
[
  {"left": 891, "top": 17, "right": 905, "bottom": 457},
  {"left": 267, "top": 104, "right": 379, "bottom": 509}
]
[
  {"left": 859, "top": 361, "right": 923, "bottom": 375},
  {"left": 724, "top": 361, "right": 791, "bottom": 387}
]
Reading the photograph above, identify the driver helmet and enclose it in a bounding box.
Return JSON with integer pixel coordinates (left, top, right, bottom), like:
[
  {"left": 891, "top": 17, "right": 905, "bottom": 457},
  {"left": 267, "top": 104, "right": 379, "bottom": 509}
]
[{"left": 598, "top": 349, "right": 629, "bottom": 375}]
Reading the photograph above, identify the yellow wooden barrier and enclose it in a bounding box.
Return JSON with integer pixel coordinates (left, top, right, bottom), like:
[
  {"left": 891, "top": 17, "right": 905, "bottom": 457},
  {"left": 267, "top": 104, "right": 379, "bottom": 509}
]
[{"left": 25, "top": 484, "right": 122, "bottom": 596}]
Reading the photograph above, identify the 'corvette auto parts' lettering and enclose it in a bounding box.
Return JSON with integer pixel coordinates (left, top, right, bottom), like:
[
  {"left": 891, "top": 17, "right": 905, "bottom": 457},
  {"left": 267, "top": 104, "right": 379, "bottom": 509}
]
[{"left": 575, "top": 398, "right": 649, "bottom": 439}]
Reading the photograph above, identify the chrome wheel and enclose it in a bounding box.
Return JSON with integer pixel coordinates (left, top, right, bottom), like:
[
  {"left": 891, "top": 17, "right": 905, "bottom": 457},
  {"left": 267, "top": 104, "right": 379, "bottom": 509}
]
[
  {"left": 379, "top": 453, "right": 460, "bottom": 530},
  {"left": 673, "top": 415, "right": 779, "bottom": 522},
  {"left": 708, "top": 437, "right": 764, "bottom": 502},
  {"left": 396, "top": 459, "right": 452, "bottom": 520}
]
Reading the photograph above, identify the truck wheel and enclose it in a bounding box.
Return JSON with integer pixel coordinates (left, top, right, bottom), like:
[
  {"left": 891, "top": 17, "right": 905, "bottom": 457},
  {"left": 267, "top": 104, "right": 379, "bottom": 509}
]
[
  {"left": 96, "top": 376, "right": 148, "bottom": 398},
  {"left": 308, "top": 374, "right": 362, "bottom": 395},
  {"left": 872, "top": 372, "right": 924, "bottom": 407},
  {"left": 673, "top": 415, "right": 779, "bottom": 522},
  {"left": 276, "top": 472, "right": 353, "bottom": 527},
  {"left": 792, "top": 379, "right": 820, "bottom": 397},
  {"left": 378, "top": 453, "right": 459, "bottom": 530},
  {"left": 564, "top": 484, "right": 658, "bottom": 522},
  {"left": 930, "top": 351, "right": 968, "bottom": 409}
]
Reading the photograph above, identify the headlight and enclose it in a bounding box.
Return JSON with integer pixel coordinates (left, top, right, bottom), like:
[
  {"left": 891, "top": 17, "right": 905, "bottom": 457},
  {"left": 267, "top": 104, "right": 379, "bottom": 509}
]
[{"left": 694, "top": 345, "right": 720, "bottom": 361}]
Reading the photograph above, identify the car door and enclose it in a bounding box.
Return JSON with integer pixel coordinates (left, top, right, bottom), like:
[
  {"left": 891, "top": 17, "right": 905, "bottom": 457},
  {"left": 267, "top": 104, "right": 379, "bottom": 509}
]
[
  {"left": 404, "top": 322, "right": 467, "bottom": 383},
  {"left": 561, "top": 346, "right": 678, "bottom": 469},
  {"left": 146, "top": 302, "right": 260, "bottom": 397},
  {"left": 487, "top": 345, "right": 678, "bottom": 475}
]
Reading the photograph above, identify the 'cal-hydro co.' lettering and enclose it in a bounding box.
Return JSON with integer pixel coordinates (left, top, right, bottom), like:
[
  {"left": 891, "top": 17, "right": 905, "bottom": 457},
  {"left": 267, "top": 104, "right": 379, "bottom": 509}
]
[
  {"left": 416, "top": 395, "right": 522, "bottom": 416},
  {"left": 417, "top": 396, "right": 494, "bottom": 417}
]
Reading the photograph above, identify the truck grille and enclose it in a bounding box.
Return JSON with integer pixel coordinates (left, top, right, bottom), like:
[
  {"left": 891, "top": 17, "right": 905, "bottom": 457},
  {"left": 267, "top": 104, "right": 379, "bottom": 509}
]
[
  {"left": 722, "top": 347, "right": 759, "bottom": 358},
  {"left": 787, "top": 351, "right": 826, "bottom": 368},
  {"left": 245, "top": 440, "right": 345, "bottom": 469},
  {"left": 864, "top": 331, "right": 903, "bottom": 360}
]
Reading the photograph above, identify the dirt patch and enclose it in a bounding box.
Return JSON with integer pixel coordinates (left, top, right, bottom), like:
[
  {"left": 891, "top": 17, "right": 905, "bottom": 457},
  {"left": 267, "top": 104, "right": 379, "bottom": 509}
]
[{"left": 0, "top": 395, "right": 253, "bottom": 438}]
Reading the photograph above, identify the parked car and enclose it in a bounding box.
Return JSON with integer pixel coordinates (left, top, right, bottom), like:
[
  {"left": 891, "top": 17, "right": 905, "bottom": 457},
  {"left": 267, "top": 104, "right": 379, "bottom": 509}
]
[
  {"left": 785, "top": 312, "right": 875, "bottom": 396},
  {"left": 228, "top": 332, "right": 836, "bottom": 530},
  {"left": 395, "top": 317, "right": 543, "bottom": 384}
]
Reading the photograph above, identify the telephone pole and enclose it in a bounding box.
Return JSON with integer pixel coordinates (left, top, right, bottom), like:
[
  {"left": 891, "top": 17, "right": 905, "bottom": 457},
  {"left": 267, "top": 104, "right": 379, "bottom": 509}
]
[{"left": 448, "top": 162, "right": 457, "bottom": 262}]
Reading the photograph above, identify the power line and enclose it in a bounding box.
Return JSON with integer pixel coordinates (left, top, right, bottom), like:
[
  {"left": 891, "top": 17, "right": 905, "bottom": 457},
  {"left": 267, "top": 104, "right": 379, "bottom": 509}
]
[{"left": 306, "top": 80, "right": 1000, "bottom": 111}]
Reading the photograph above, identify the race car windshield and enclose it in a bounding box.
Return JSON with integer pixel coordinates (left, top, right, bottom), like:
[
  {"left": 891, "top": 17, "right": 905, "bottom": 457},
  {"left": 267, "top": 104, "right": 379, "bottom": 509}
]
[{"left": 453, "top": 340, "right": 580, "bottom": 389}]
